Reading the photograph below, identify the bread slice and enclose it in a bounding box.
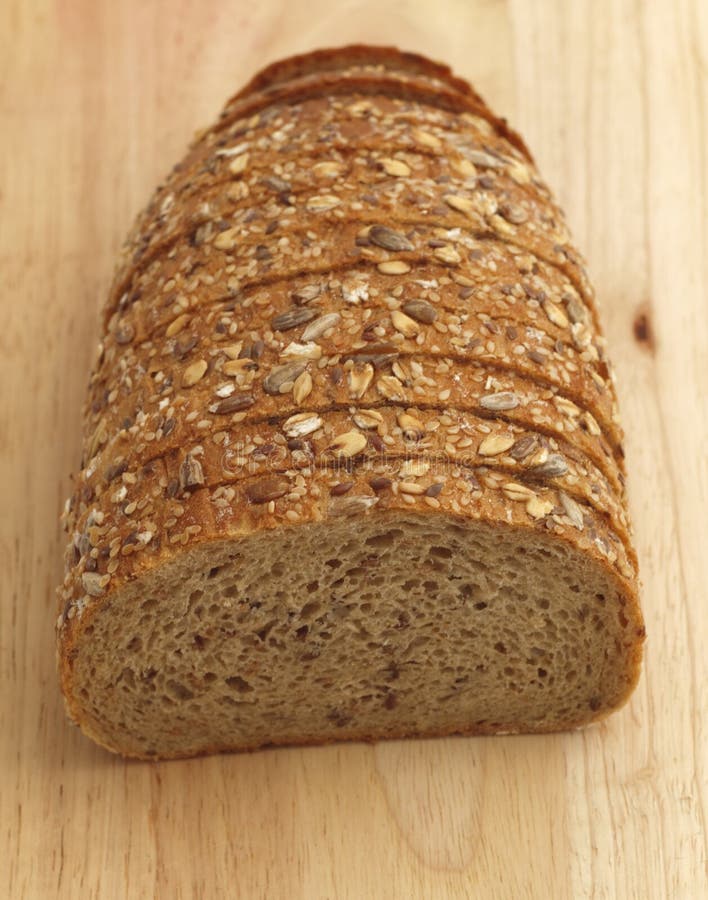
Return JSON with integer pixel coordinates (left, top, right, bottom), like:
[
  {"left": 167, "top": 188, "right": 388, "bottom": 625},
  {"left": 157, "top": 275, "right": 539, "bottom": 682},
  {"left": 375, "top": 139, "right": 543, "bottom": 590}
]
[
  {"left": 91, "top": 295, "right": 616, "bottom": 463},
  {"left": 81, "top": 353, "right": 622, "bottom": 488},
  {"left": 59, "top": 47, "right": 644, "bottom": 758},
  {"left": 58, "top": 454, "right": 641, "bottom": 760},
  {"left": 68, "top": 404, "right": 631, "bottom": 545},
  {"left": 104, "top": 236, "right": 604, "bottom": 393}
]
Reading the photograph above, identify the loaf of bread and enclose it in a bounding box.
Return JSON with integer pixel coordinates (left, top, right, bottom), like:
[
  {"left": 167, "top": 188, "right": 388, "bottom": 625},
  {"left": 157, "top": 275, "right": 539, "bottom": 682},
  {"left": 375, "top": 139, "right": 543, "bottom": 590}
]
[{"left": 57, "top": 46, "right": 644, "bottom": 759}]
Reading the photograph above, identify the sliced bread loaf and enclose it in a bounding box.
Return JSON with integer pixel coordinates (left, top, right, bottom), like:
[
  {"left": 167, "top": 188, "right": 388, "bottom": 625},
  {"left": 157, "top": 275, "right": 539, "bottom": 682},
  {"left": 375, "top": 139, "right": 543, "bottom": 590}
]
[{"left": 58, "top": 46, "right": 643, "bottom": 758}]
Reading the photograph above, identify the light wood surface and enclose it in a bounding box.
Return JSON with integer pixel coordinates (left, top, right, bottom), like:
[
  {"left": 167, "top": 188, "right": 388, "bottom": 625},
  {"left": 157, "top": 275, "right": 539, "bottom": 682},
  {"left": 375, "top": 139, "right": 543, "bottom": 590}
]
[{"left": 2, "top": 1, "right": 706, "bottom": 897}]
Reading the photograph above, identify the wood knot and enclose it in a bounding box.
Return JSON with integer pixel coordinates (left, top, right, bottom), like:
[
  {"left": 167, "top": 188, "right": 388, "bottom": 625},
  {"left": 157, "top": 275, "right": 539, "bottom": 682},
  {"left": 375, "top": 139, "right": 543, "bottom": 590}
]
[{"left": 633, "top": 308, "right": 656, "bottom": 354}]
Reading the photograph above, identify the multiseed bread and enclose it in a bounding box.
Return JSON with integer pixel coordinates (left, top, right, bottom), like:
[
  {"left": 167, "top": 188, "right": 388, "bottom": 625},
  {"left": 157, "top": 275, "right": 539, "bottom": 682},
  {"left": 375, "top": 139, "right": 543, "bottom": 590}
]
[{"left": 58, "top": 46, "right": 643, "bottom": 759}]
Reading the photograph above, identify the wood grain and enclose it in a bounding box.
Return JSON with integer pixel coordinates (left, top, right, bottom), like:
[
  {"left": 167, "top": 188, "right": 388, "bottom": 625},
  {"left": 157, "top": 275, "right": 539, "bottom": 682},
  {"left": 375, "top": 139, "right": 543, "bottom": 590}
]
[{"left": 1, "top": 0, "right": 706, "bottom": 897}]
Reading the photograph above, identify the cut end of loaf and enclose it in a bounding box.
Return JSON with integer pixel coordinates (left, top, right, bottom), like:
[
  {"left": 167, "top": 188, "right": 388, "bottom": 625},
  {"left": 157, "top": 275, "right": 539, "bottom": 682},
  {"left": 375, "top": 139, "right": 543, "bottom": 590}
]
[{"left": 61, "top": 513, "right": 643, "bottom": 760}]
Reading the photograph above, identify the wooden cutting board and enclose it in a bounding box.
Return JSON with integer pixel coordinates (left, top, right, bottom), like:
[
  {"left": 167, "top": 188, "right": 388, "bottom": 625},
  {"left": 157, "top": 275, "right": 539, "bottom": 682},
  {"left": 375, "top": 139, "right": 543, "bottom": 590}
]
[{"left": 2, "top": 1, "right": 706, "bottom": 897}]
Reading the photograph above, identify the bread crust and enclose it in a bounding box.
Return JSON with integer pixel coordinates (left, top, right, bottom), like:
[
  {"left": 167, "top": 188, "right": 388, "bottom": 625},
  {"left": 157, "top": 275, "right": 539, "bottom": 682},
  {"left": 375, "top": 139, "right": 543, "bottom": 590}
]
[{"left": 231, "top": 44, "right": 489, "bottom": 105}]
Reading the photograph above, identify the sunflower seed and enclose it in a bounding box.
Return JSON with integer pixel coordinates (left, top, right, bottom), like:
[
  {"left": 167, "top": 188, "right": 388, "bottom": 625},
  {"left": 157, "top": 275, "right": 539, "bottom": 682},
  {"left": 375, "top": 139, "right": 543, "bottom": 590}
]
[
  {"left": 283, "top": 413, "right": 323, "bottom": 438},
  {"left": 342, "top": 279, "right": 369, "bottom": 304},
  {"left": 344, "top": 343, "right": 397, "bottom": 366},
  {"left": 544, "top": 301, "right": 569, "bottom": 328},
  {"left": 582, "top": 412, "right": 601, "bottom": 435},
  {"left": 377, "top": 374, "right": 406, "bottom": 400},
  {"left": 559, "top": 492, "right": 585, "bottom": 530},
  {"left": 263, "top": 362, "right": 307, "bottom": 394},
  {"left": 400, "top": 459, "right": 429, "bottom": 476},
  {"left": 369, "top": 225, "right": 414, "bottom": 252},
  {"left": 391, "top": 309, "right": 420, "bottom": 337},
  {"left": 397, "top": 412, "right": 424, "bottom": 440},
  {"left": 328, "top": 431, "right": 367, "bottom": 458},
  {"left": 349, "top": 364, "right": 374, "bottom": 399},
  {"left": 179, "top": 454, "right": 205, "bottom": 491},
  {"left": 174, "top": 333, "right": 198, "bottom": 359},
  {"left": 271, "top": 307, "right": 318, "bottom": 331},
  {"left": 467, "top": 149, "right": 503, "bottom": 168},
  {"left": 412, "top": 128, "right": 442, "bottom": 149},
  {"left": 261, "top": 174, "right": 291, "bottom": 192},
  {"left": 328, "top": 495, "right": 379, "bottom": 516},
  {"left": 530, "top": 454, "right": 569, "bottom": 478},
  {"left": 509, "top": 435, "right": 538, "bottom": 460},
  {"left": 480, "top": 391, "right": 519, "bottom": 411},
  {"left": 228, "top": 153, "right": 249, "bottom": 176},
  {"left": 221, "top": 342, "right": 243, "bottom": 359},
  {"left": 451, "top": 157, "right": 477, "bottom": 178},
  {"left": 502, "top": 482, "right": 535, "bottom": 501},
  {"left": 306, "top": 194, "right": 341, "bottom": 211},
  {"left": 500, "top": 203, "right": 529, "bottom": 225},
  {"left": 280, "top": 341, "right": 322, "bottom": 360},
  {"left": 380, "top": 158, "right": 411, "bottom": 177},
  {"left": 212, "top": 393, "right": 254, "bottom": 415},
  {"left": 82, "top": 572, "right": 108, "bottom": 596},
  {"left": 478, "top": 434, "right": 515, "bottom": 456},
  {"left": 182, "top": 359, "right": 208, "bottom": 387},
  {"left": 292, "top": 284, "right": 321, "bottom": 305},
  {"left": 353, "top": 409, "right": 384, "bottom": 430},
  {"left": 114, "top": 322, "right": 135, "bottom": 345},
  {"left": 223, "top": 358, "right": 257, "bottom": 376},
  {"left": 508, "top": 160, "right": 531, "bottom": 184},
  {"left": 399, "top": 481, "right": 425, "bottom": 495},
  {"left": 104, "top": 460, "right": 127, "bottom": 483},
  {"left": 312, "top": 161, "right": 344, "bottom": 178},
  {"left": 433, "top": 245, "right": 461, "bottom": 266},
  {"left": 215, "top": 142, "right": 248, "bottom": 157},
  {"left": 331, "top": 481, "right": 354, "bottom": 496},
  {"left": 214, "top": 382, "right": 235, "bottom": 398},
  {"left": 166, "top": 314, "right": 190, "bottom": 338},
  {"left": 443, "top": 194, "right": 475, "bottom": 216},
  {"left": 301, "top": 312, "right": 341, "bottom": 341},
  {"left": 554, "top": 396, "right": 581, "bottom": 418},
  {"left": 377, "top": 260, "right": 411, "bottom": 275},
  {"left": 213, "top": 228, "right": 239, "bottom": 251},
  {"left": 245, "top": 477, "right": 289, "bottom": 504},
  {"left": 402, "top": 299, "right": 437, "bottom": 324},
  {"left": 526, "top": 496, "right": 554, "bottom": 519},
  {"left": 571, "top": 322, "right": 592, "bottom": 350},
  {"left": 292, "top": 370, "right": 313, "bottom": 404},
  {"left": 565, "top": 296, "right": 587, "bottom": 324}
]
